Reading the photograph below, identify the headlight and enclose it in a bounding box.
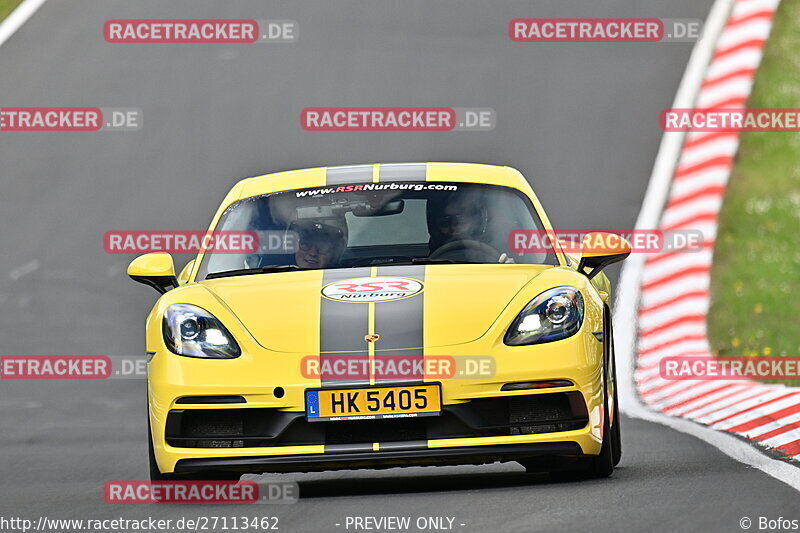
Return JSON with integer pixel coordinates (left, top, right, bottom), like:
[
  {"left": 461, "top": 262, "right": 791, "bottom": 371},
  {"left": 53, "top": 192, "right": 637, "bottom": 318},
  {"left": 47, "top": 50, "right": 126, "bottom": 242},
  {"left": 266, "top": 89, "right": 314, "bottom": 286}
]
[
  {"left": 504, "top": 287, "right": 584, "bottom": 346},
  {"left": 163, "top": 304, "right": 240, "bottom": 358}
]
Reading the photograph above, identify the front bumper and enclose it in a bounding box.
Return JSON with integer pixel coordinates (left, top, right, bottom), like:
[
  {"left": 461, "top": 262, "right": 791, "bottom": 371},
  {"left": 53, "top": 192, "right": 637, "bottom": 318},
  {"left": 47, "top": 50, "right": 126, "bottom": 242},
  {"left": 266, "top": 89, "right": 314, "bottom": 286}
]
[
  {"left": 148, "top": 331, "right": 605, "bottom": 474},
  {"left": 174, "top": 442, "right": 585, "bottom": 474}
]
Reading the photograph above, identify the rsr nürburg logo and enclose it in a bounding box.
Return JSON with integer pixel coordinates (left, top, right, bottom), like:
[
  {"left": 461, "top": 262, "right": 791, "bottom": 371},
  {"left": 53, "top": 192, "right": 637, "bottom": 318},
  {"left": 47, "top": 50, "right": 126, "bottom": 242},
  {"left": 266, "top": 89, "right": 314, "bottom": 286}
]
[{"left": 321, "top": 277, "right": 423, "bottom": 303}]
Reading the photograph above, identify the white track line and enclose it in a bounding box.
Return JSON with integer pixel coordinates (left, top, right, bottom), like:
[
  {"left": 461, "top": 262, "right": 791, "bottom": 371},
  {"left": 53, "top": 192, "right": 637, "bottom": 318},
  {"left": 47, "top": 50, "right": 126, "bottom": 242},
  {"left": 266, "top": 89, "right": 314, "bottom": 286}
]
[
  {"left": 0, "top": 0, "right": 48, "bottom": 49},
  {"left": 614, "top": 0, "right": 800, "bottom": 491}
]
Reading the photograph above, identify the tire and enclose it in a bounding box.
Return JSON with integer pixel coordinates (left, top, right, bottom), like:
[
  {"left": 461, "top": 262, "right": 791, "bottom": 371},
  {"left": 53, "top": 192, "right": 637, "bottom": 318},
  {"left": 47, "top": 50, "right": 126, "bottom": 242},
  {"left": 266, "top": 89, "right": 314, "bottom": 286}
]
[
  {"left": 572, "top": 312, "right": 616, "bottom": 479},
  {"left": 588, "top": 310, "right": 616, "bottom": 478},
  {"left": 590, "top": 400, "right": 614, "bottom": 478},
  {"left": 544, "top": 394, "right": 614, "bottom": 481},
  {"left": 607, "top": 317, "right": 622, "bottom": 466},
  {"left": 528, "top": 311, "right": 619, "bottom": 480},
  {"left": 611, "top": 399, "right": 622, "bottom": 467}
]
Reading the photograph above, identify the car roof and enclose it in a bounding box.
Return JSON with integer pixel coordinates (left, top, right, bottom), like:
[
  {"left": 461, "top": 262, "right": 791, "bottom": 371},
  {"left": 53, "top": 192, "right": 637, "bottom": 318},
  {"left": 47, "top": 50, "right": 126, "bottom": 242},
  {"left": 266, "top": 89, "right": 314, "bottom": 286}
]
[{"left": 229, "top": 163, "right": 533, "bottom": 202}]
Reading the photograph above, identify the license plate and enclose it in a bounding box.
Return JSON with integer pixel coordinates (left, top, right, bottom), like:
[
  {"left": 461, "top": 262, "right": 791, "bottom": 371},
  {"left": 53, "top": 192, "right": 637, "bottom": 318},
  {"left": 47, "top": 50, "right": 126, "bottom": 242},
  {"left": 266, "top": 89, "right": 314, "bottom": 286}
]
[{"left": 305, "top": 384, "right": 441, "bottom": 422}]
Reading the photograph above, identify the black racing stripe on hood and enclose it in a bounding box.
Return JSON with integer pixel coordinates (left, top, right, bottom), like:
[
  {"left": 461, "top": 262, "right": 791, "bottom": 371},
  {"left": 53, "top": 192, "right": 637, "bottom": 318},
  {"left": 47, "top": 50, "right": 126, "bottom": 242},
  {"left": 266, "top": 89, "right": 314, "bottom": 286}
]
[
  {"left": 374, "top": 265, "right": 425, "bottom": 384},
  {"left": 320, "top": 268, "right": 370, "bottom": 388}
]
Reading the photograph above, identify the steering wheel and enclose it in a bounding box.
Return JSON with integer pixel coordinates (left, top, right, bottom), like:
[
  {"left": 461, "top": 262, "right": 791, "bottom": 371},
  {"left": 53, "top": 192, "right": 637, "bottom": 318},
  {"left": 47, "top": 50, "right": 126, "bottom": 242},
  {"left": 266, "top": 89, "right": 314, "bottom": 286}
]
[{"left": 429, "top": 239, "right": 501, "bottom": 262}]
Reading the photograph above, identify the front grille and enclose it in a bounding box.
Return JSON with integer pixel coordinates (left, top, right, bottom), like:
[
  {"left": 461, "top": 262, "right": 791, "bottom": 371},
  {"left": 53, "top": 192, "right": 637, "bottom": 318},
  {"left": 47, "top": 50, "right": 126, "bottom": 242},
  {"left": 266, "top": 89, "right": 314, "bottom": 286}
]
[
  {"left": 165, "top": 408, "right": 305, "bottom": 448},
  {"left": 165, "top": 392, "right": 589, "bottom": 448},
  {"left": 181, "top": 410, "right": 243, "bottom": 437},
  {"left": 508, "top": 395, "right": 583, "bottom": 434}
]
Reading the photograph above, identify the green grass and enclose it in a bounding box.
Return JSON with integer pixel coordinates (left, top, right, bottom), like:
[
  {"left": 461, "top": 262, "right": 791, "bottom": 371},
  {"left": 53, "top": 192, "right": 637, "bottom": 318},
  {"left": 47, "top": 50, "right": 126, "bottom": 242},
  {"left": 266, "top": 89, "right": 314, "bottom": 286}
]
[
  {"left": 708, "top": 0, "right": 800, "bottom": 384},
  {"left": 0, "top": 0, "right": 24, "bottom": 22}
]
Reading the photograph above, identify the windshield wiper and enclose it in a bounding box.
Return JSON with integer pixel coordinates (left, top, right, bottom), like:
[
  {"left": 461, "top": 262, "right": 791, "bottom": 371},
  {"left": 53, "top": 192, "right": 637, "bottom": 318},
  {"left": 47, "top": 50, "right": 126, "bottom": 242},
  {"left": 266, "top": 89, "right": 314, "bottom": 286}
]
[
  {"left": 410, "top": 258, "right": 466, "bottom": 264},
  {"left": 205, "top": 265, "right": 303, "bottom": 279}
]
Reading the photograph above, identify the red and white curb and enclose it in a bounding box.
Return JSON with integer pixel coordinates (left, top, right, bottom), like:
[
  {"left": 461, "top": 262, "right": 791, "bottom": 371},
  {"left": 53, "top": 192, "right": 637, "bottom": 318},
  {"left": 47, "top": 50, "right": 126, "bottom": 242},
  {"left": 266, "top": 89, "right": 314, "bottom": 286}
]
[
  {"left": 635, "top": 0, "right": 800, "bottom": 460},
  {"left": 616, "top": 0, "right": 800, "bottom": 489}
]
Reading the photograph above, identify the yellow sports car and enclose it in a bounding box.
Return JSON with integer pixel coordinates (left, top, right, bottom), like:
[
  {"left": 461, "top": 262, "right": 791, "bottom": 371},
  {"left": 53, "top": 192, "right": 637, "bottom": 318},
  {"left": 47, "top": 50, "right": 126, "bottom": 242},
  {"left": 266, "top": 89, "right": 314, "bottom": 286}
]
[{"left": 130, "top": 163, "right": 630, "bottom": 480}]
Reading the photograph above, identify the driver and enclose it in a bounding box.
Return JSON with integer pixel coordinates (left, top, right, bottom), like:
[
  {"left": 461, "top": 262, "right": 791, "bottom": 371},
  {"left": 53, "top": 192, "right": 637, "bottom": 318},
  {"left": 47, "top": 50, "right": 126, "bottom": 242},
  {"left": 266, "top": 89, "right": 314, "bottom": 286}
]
[
  {"left": 427, "top": 192, "right": 486, "bottom": 251},
  {"left": 290, "top": 218, "right": 348, "bottom": 269},
  {"left": 427, "top": 191, "right": 513, "bottom": 263}
]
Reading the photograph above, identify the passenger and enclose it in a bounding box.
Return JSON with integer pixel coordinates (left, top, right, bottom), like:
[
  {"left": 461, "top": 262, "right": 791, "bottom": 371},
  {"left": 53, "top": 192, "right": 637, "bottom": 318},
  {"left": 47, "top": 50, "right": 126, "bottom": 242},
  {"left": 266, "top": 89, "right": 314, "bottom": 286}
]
[{"left": 290, "top": 219, "right": 348, "bottom": 269}]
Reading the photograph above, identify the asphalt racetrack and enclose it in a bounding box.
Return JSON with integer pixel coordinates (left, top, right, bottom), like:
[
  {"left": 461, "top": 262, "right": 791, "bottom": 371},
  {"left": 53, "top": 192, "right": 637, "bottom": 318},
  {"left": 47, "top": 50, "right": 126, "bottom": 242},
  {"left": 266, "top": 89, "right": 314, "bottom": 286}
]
[{"left": 0, "top": 1, "right": 798, "bottom": 532}]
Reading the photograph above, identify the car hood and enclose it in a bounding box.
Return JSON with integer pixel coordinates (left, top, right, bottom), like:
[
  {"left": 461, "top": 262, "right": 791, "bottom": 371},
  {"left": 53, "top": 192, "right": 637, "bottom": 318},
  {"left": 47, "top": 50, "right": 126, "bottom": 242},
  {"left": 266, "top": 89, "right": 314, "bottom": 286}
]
[{"left": 201, "top": 264, "right": 550, "bottom": 353}]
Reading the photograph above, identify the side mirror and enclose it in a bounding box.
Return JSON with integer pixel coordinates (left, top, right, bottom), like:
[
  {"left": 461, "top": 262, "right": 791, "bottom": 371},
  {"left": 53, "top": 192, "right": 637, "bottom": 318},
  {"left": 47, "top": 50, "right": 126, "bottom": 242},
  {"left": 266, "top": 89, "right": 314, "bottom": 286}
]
[
  {"left": 127, "top": 253, "right": 178, "bottom": 294},
  {"left": 177, "top": 259, "right": 196, "bottom": 285},
  {"left": 578, "top": 232, "right": 631, "bottom": 279}
]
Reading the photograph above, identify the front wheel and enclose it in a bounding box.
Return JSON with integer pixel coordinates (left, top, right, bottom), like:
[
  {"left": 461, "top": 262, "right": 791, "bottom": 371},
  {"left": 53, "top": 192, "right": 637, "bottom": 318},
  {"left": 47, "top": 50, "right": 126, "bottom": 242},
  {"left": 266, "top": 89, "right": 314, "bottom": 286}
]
[
  {"left": 608, "top": 319, "right": 622, "bottom": 467},
  {"left": 547, "top": 337, "right": 616, "bottom": 481},
  {"left": 590, "top": 401, "right": 614, "bottom": 478},
  {"left": 544, "top": 398, "right": 614, "bottom": 481},
  {"left": 589, "top": 316, "right": 616, "bottom": 478}
]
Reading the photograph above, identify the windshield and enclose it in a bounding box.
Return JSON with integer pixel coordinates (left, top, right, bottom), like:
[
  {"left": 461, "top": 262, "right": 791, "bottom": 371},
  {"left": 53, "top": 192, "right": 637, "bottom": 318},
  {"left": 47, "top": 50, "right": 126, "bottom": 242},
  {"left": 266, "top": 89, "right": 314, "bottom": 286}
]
[{"left": 196, "top": 181, "right": 556, "bottom": 279}]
